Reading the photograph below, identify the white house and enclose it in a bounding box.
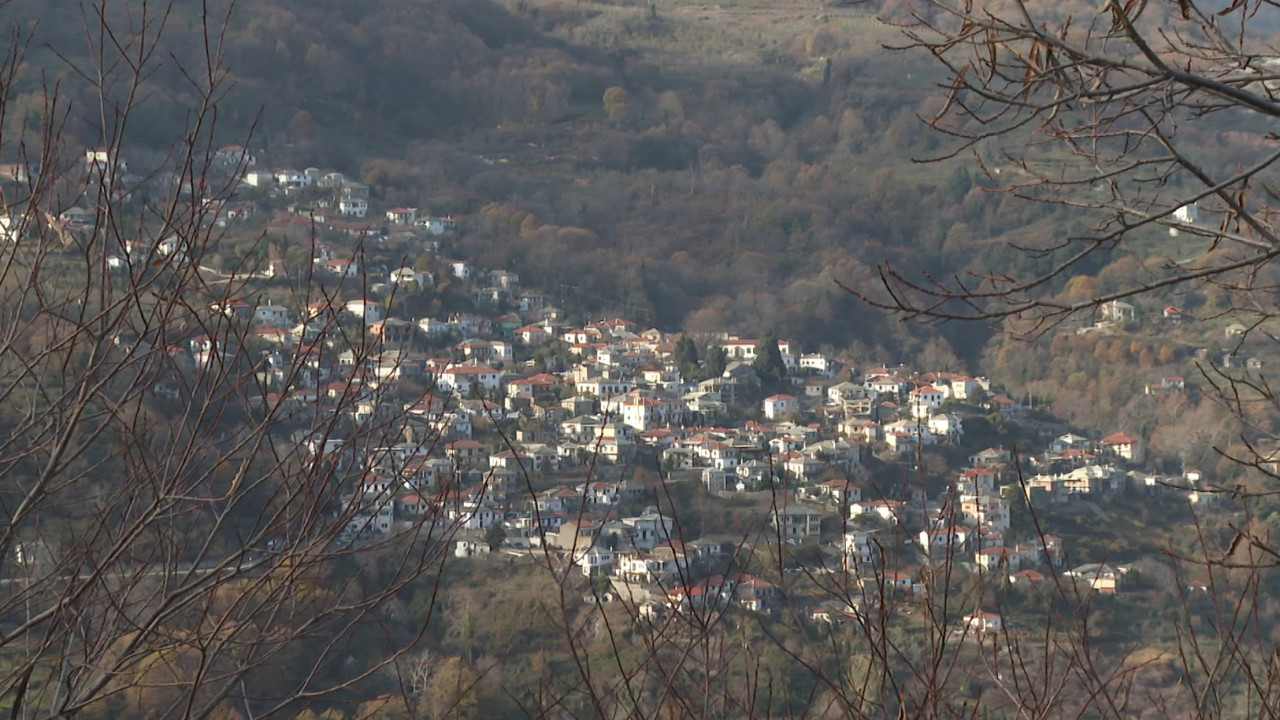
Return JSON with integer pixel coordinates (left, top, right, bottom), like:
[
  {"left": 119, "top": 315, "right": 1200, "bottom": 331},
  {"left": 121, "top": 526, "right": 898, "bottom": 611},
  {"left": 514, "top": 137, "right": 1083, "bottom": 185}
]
[
  {"left": 1173, "top": 203, "right": 1199, "bottom": 224},
  {"left": 964, "top": 611, "right": 1004, "bottom": 633},
  {"left": 974, "top": 546, "right": 1022, "bottom": 573},
  {"left": 275, "top": 169, "right": 311, "bottom": 188},
  {"left": 155, "top": 235, "right": 188, "bottom": 261},
  {"left": 418, "top": 318, "right": 451, "bottom": 337},
  {"left": 705, "top": 443, "right": 741, "bottom": 471},
  {"left": 419, "top": 216, "right": 459, "bottom": 236},
  {"left": 448, "top": 501, "right": 502, "bottom": 530},
  {"left": 1049, "top": 434, "right": 1089, "bottom": 453},
  {"left": 1100, "top": 300, "right": 1136, "bottom": 322},
  {"left": 763, "top": 394, "right": 799, "bottom": 420},
  {"left": 242, "top": 170, "right": 274, "bottom": 187},
  {"left": 576, "top": 377, "right": 632, "bottom": 399},
  {"left": 444, "top": 259, "right": 473, "bottom": 280},
  {"left": 917, "top": 525, "right": 970, "bottom": 552},
  {"left": 948, "top": 376, "right": 982, "bottom": 400},
  {"left": 215, "top": 145, "right": 256, "bottom": 167},
  {"left": 772, "top": 503, "right": 823, "bottom": 538},
  {"left": 957, "top": 468, "right": 996, "bottom": 496},
  {"left": 391, "top": 267, "right": 430, "bottom": 290},
  {"left": 927, "top": 413, "right": 963, "bottom": 443},
  {"left": 616, "top": 510, "right": 676, "bottom": 552},
  {"left": 386, "top": 207, "right": 418, "bottom": 226},
  {"left": 0, "top": 214, "right": 21, "bottom": 242},
  {"left": 909, "top": 385, "right": 947, "bottom": 419},
  {"left": 322, "top": 257, "right": 360, "bottom": 278},
  {"left": 799, "top": 353, "right": 833, "bottom": 376},
  {"left": 1101, "top": 432, "right": 1144, "bottom": 463},
  {"left": 865, "top": 375, "right": 908, "bottom": 397},
  {"left": 850, "top": 499, "right": 905, "bottom": 524},
  {"left": 615, "top": 552, "right": 677, "bottom": 584},
  {"left": 437, "top": 366, "right": 501, "bottom": 396},
  {"left": 844, "top": 530, "right": 877, "bottom": 569},
  {"left": 253, "top": 305, "right": 293, "bottom": 328},
  {"left": 339, "top": 198, "right": 368, "bottom": 218},
  {"left": 621, "top": 397, "right": 669, "bottom": 432},
  {"left": 884, "top": 424, "right": 936, "bottom": 453},
  {"left": 574, "top": 548, "right": 615, "bottom": 577},
  {"left": 721, "top": 338, "right": 759, "bottom": 360},
  {"left": 516, "top": 324, "right": 554, "bottom": 346},
  {"left": 961, "top": 496, "right": 1010, "bottom": 532},
  {"left": 344, "top": 299, "right": 385, "bottom": 324},
  {"left": 827, "top": 381, "right": 865, "bottom": 405}
]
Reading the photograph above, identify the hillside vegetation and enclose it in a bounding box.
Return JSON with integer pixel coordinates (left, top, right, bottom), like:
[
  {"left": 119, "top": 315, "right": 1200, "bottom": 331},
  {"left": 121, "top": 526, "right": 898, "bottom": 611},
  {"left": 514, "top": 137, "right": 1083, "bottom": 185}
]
[
  {"left": 6, "top": 0, "right": 1265, "bottom": 460},
  {"left": 3, "top": 0, "right": 1131, "bottom": 366},
  {"left": 3, "top": 0, "right": 1280, "bottom": 718}
]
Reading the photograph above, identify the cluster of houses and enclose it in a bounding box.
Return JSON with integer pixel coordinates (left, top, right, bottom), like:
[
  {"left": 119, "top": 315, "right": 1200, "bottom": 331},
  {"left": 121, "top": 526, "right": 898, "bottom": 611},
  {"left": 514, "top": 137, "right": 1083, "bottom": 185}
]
[
  {"left": 0, "top": 140, "right": 1253, "bottom": 642},
  {"left": 77, "top": 144, "right": 1209, "bottom": 628},
  {"left": 196, "top": 265, "right": 1183, "bottom": 624},
  {"left": 160, "top": 222, "right": 1062, "bottom": 621},
  {"left": 1086, "top": 299, "right": 1194, "bottom": 330},
  {"left": 235, "top": 152, "right": 460, "bottom": 241},
  {"left": 3, "top": 146, "right": 463, "bottom": 274},
  {"left": 843, "top": 427, "right": 1219, "bottom": 614},
  {"left": 1080, "top": 300, "right": 1267, "bottom": 375}
]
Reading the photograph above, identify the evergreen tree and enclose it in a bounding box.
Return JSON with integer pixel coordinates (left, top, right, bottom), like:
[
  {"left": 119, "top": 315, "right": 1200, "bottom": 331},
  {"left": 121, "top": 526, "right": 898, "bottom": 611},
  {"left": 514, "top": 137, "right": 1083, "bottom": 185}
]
[
  {"left": 947, "top": 165, "right": 973, "bottom": 203},
  {"left": 753, "top": 330, "right": 787, "bottom": 387},
  {"left": 704, "top": 345, "right": 727, "bottom": 380},
  {"left": 484, "top": 522, "right": 507, "bottom": 551},
  {"left": 674, "top": 336, "right": 699, "bottom": 381}
]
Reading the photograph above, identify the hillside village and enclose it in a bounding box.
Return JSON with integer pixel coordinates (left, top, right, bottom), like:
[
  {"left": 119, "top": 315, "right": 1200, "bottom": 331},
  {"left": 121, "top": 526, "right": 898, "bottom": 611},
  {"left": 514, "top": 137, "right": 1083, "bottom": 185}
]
[
  {"left": 5, "top": 1, "right": 1280, "bottom": 714},
  {"left": 18, "top": 146, "right": 1241, "bottom": 628}
]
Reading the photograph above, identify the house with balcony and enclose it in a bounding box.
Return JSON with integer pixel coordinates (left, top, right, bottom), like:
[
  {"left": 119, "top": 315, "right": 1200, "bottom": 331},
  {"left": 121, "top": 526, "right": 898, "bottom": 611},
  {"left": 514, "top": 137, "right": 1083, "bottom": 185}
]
[{"left": 771, "top": 503, "right": 823, "bottom": 538}]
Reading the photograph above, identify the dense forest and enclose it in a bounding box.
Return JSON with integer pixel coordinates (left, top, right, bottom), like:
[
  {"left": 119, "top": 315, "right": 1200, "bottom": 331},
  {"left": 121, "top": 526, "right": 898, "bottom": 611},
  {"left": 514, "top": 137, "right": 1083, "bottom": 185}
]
[{"left": 0, "top": 0, "right": 1129, "bottom": 367}]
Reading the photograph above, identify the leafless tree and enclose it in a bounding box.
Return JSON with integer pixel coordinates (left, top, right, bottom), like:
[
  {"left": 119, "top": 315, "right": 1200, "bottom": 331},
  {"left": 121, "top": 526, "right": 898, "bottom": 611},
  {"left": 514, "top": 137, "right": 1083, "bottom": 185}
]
[
  {"left": 856, "top": 0, "right": 1280, "bottom": 483},
  {"left": 858, "top": 0, "right": 1280, "bottom": 331},
  {"left": 846, "top": 4, "right": 1256, "bottom": 429},
  {"left": 829, "top": 0, "right": 1280, "bottom": 714},
  {"left": 0, "top": 2, "right": 465, "bottom": 718},
  {"left": 7, "top": 0, "right": 1278, "bottom": 717}
]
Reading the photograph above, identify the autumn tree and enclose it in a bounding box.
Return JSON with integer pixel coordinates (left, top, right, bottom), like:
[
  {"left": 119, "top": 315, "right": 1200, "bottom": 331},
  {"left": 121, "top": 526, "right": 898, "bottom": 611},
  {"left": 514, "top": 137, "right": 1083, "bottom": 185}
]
[
  {"left": 416, "top": 657, "right": 481, "bottom": 720},
  {"left": 602, "top": 86, "right": 631, "bottom": 122}
]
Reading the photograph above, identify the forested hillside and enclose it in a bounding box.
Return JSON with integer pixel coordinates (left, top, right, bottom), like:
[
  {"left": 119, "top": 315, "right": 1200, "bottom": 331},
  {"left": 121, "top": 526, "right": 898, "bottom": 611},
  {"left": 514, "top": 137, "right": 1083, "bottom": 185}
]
[
  {"left": 1, "top": 0, "right": 1126, "bottom": 367},
  {"left": 9, "top": 0, "right": 1262, "bottom": 427},
  {"left": 5, "top": 0, "right": 1280, "bottom": 717}
]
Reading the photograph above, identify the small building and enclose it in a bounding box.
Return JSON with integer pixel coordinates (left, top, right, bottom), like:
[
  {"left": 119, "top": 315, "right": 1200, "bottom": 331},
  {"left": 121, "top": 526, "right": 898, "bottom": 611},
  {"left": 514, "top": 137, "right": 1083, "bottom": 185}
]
[
  {"left": 843, "top": 530, "right": 877, "bottom": 570},
  {"left": 964, "top": 611, "right": 1004, "bottom": 633},
  {"left": 1100, "top": 300, "right": 1136, "bottom": 322},
  {"left": 386, "top": 207, "right": 418, "bottom": 226},
  {"left": 763, "top": 394, "right": 799, "bottom": 420},
  {"left": 344, "top": 299, "right": 385, "bottom": 324},
  {"left": 850, "top": 499, "right": 905, "bottom": 524},
  {"left": 1064, "top": 563, "right": 1127, "bottom": 595},
  {"left": 771, "top": 503, "right": 823, "bottom": 538},
  {"left": 1173, "top": 203, "right": 1199, "bottom": 225},
  {"left": 1100, "top": 432, "right": 1144, "bottom": 463}
]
